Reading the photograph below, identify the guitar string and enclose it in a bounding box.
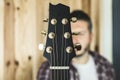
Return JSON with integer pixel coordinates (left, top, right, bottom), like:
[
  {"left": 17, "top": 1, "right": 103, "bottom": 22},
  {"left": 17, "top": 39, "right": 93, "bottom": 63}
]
[
  {"left": 55, "top": 24, "right": 59, "bottom": 80},
  {"left": 67, "top": 23, "right": 70, "bottom": 80},
  {"left": 61, "top": 24, "right": 64, "bottom": 80},
  {"left": 64, "top": 38, "right": 66, "bottom": 80},
  {"left": 52, "top": 38, "right": 55, "bottom": 80},
  {"left": 66, "top": 22, "right": 70, "bottom": 80},
  {"left": 50, "top": 26, "right": 54, "bottom": 80},
  {"left": 50, "top": 40, "right": 52, "bottom": 80},
  {"left": 63, "top": 21, "right": 70, "bottom": 80},
  {"left": 50, "top": 24, "right": 56, "bottom": 80},
  {"left": 63, "top": 23, "right": 68, "bottom": 80},
  {"left": 66, "top": 38, "right": 69, "bottom": 80},
  {"left": 49, "top": 21, "right": 53, "bottom": 80},
  {"left": 50, "top": 23, "right": 54, "bottom": 80}
]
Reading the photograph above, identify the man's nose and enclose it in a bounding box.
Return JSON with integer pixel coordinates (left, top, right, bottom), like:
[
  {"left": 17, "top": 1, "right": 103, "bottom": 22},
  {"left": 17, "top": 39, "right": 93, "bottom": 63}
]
[{"left": 72, "top": 36, "right": 79, "bottom": 43}]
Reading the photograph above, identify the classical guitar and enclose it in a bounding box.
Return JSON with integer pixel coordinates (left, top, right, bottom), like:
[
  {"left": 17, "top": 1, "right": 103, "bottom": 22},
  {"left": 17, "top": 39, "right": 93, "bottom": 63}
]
[{"left": 43, "top": 3, "right": 76, "bottom": 80}]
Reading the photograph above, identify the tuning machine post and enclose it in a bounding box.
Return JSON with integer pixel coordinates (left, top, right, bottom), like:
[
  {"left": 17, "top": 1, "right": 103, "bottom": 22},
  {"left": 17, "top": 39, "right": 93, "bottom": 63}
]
[
  {"left": 66, "top": 46, "right": 73, "bottom": 54},
  {"left": 38, "top": 43, "right": 45, "bottom": 51},
  {"left": 70, "top": 17, "right": 77, "bottom": 22},
  {"left": 43, "top": 18, "right": 49, "bottom": 22},
  {"left": 41, "top": 30, "right": 47, "bottom": 36}
]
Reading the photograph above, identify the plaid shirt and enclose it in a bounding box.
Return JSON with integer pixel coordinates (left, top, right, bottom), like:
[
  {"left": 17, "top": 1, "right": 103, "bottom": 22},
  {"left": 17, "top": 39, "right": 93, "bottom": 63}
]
[{"left": 37, "top": 51, "right": 115, "bottom": 80}]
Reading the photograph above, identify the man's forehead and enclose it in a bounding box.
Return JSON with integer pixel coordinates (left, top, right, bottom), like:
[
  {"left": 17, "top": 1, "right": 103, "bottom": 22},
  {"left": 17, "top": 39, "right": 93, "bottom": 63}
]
[{"left": 71, "top": 25, "right": 89, "bottom": 33}]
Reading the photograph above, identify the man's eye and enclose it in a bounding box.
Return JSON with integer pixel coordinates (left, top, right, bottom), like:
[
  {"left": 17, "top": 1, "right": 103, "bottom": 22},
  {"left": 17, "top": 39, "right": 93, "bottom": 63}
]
[
  {"left": 72, "top": 32, "right": 85, "bottom": 35},
  {"left": 72, "top": 32, "right": 80, "bottom": 35}
]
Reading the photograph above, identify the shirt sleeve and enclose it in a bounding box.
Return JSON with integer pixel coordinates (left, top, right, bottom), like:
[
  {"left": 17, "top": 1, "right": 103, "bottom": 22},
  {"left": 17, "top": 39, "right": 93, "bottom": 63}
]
[{"left": 37, "top": 61, "right": 50, "bottom": 80}]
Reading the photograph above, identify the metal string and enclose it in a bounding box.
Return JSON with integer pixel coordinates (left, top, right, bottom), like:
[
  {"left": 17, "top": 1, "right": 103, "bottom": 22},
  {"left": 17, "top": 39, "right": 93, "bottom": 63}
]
[
  {"left": 55, "top": 24, "right": 59, "bottom": 80},
  {"left": 60, "top": 24, "right": 64, "bottom": 80},
  {"left": 52, "top": 38, "right": 55, "bottom": 80}
]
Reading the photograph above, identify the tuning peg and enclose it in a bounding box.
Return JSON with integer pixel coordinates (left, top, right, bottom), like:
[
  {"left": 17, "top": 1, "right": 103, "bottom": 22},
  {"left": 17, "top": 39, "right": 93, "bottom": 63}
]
[
  {"left": 62, "top": 18, "right": 68, "bottom": 25},
  {"left": 66, "top": 46, "right": 73, "bottom": 53},
  {"left": 70, "top": 17, "right": 77, "bottom": 22},
  {"left": 46, "top": 46, "right": 53, "bottom": 54},
  {"left": 64, "top": 32, "right": 71, "bottom": 39},
  {"left": 48, "top": 32, "right": 55, "bottom": 39},
  {"left": 41, "top": 30, "right": 47, "bottom": 36},
  {"left": 43, "top": 18, "right": 48, "bottom": 22},
  {"left": 38, "top": 43, "right": 45, "bottom": 50},
  {"left": 51, "top": 18, "right": 57, "bottom": 25}
]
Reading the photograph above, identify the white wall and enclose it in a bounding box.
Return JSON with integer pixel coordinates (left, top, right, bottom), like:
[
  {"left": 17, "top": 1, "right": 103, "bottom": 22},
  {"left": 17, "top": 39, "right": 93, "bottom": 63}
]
[{"left": 100, "top": 0, "right": 113, "bottom": 62}]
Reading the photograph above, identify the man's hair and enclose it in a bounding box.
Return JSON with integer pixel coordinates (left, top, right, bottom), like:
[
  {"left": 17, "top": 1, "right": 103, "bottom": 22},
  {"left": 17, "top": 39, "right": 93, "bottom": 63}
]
[{"left": 70, "top": 10, "right": 92, "bottom": 33}]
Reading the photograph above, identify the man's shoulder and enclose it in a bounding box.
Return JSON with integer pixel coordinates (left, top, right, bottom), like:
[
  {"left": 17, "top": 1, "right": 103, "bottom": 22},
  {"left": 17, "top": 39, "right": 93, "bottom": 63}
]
[
  {"left": 37, "top": 61, "right": 50, "bottom": 80},
  {"left": 40, "top": 61, "right": 50, "bottom": 67},
  {"left": 38, "top": 61, "right": 50, "bottom": 72},
  {"left": 89, "top": 51, "right": 115, "bottom": 79},
  {"left": 39, "top": 61, "right": 50, "bottom": 71},
  {"left": 89, "top": 51, "right": 113, "bottom": 67}
]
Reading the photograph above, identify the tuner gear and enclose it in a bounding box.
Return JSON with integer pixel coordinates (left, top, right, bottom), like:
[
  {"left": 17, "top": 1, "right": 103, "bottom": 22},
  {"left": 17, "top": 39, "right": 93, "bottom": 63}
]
[
  {"left": 46, "top": 46, "right": 53, "bottom": 54},
  {"left": 43, "top": 18, "right": 48, "bottom": 22},
  {"left": 64, "top": 32, "right": 71, "bottom": 39},
  {"left": 48, "top": 32, "right": 55, "bottom": 39},
  {"left": 71, "top": 17, "right": 77, "bottom": 22},
  {"left": 38, "top": 43, "right": 45, "bottom": 50},
  {"left": 51, "top": 18, "right": 57, "bottom": 25},
  {"left": 41, "top": 30, "right": 47, "bottom": 36},
  {"left": 62, "top": 18, "right": 68, "bottom": 25},
  {"left": 66, "top": 46, "right": 73, "bottom": 53}
]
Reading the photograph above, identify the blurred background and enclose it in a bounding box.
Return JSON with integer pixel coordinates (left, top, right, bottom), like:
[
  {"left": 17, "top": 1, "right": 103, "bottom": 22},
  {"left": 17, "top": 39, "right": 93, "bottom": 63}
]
[{"left": 0, "top": 0, "right": 120, "bottom": 80}]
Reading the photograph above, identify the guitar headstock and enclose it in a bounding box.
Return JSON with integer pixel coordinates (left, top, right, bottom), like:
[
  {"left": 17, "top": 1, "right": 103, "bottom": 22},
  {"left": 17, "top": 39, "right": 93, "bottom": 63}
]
[{"left": 43, "top": 3, "right": 76, "bottom": 66}]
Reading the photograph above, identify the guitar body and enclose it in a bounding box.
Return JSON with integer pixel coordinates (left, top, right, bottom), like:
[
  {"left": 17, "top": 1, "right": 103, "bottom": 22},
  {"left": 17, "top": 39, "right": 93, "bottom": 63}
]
[{"left": 43, "top": 3, "right": 76, "bottom": 80}]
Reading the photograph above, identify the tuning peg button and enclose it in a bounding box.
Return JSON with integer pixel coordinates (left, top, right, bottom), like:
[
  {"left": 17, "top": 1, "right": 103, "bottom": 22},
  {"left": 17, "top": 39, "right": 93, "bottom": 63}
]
[
  {"left": 51, "top": 18, "right": 57, "bottom": 25},
  {"left": 71, "top": 17, "right": 77, "bottom": 22},
  {"left": 64, "top": 32, "right": 71, "bottom": 39},
  {"left": 43, "top": 18, "right": 48, "bottom": 22},
  {"left": 62, "top": 18, "right": 68, "bottom": 25},
  {"left": 41, "top": 30, "right": 47, "bottom": 36},
  {"left": 38, "top": 43, "right": 45, "bottom": 50},
  {"left": 46, "top": 46, "right": 53, "bottom": 54},
  {"left": 66, "top": 46, "right": 73, "bottom": 53},
  {"left": 48, "top": 32, "right": 55, "bottom": 39}
]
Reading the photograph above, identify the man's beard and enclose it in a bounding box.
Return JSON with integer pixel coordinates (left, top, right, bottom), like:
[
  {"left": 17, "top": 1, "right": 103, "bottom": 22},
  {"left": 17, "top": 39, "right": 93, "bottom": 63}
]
[{"left": 75, "top": 43, "right": 90, "bottom": 58}]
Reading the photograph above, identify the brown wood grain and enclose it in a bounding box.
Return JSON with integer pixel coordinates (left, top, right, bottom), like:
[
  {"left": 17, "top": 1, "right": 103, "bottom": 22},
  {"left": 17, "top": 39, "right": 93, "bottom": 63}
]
[
  {"left": 1, "top": 0, "right": 100, "bottom": 80},
  {"left": 4, "top": 0, "right": 15, "bottom": 80}
]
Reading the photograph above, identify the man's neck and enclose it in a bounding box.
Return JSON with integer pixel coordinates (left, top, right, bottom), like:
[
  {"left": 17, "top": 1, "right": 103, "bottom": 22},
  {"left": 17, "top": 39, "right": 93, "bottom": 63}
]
[{"left": 72, "top": 51, "right": 90, "bottom": 64}]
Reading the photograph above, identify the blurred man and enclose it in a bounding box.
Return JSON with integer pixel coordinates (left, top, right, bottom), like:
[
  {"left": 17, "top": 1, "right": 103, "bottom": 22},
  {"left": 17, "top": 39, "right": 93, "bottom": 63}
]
[{"left": 37, "top": 10, "right": 115, "bottom": 80}]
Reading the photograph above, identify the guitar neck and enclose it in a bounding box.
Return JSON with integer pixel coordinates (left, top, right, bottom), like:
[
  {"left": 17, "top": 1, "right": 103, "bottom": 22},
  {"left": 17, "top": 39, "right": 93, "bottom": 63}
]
[
  {"left": 50, "top": 69, "right": 69, "bottom": 80},
  {"left": 43, "top": 3, "right": 76, "bottom": 80}
]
